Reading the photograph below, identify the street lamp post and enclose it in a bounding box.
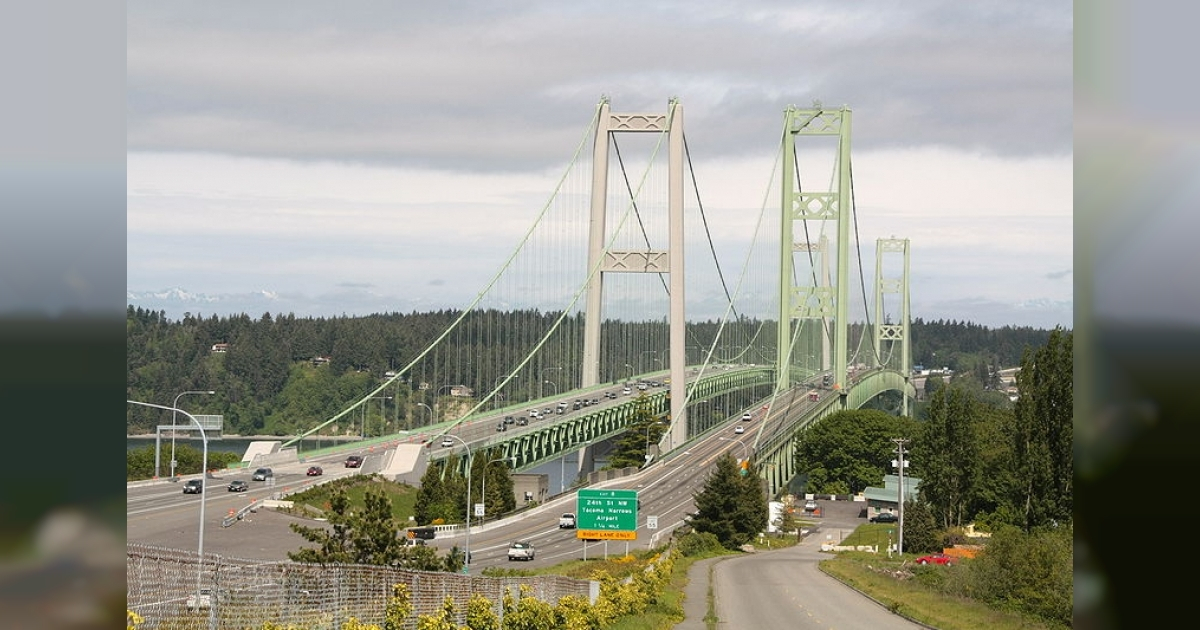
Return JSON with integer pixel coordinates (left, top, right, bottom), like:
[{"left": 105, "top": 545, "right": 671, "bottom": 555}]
[
  {"left": 130, "top": 399, "right": 210, "bottom": 609},
  {"left": 719, "top": 436, "right": 749, "bottom": 463},
  {"left": 364, "top": 396, "right": 392, "bottom": 438},
  {"left": 892, "top": 438, "right": 910, "bottom": 555},
  {"left": 167, "top": 390, "right": 215, "bottom": 480},
  {"left": 641, "top": 351, "right": 659, "bottom": 373},
  {"left": 539, "top": 367, "right": 561, "bottom": 399},
  {"left": 439, "top": 434, "right": 472, "bottom": 571},
  {"left": 417, "top": 402, "right": 437, "bottom": 427},
  {"left": 624, "top": 363, "right": 634, "bottom": 382},
  {"left": 492, "top": 374, "right": 518, "bottom": 410}
]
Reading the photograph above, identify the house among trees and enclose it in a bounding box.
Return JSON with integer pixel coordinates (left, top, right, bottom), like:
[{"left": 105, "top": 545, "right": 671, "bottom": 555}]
[
  {"left": 210, "top": 342, "right": 229, "bottom": 353},
  {"left": 862, "top": 474, "right": 922, "bottom": 519},
  {"left": 449, "top": 384, "right": 473, "bottom": 397},
  {"left": 310, "top": 355, "right": 331, "bottom": 366}
]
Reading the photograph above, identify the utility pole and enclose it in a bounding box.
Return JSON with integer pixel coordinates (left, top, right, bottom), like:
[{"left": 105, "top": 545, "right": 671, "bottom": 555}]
[{"left": 892, "top": 437, "right": 910, "bottom": 555}]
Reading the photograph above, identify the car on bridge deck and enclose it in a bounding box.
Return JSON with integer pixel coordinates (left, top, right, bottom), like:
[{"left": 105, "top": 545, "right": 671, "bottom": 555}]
[
  {"left": 344, "top": 455, "right": 363, "bottom": 468},
  {"left": 734, "top": 425, "right": 745, "bottom": 434},
  {"left": 227, "top": 480, "right": 248, "bottom": 492},
  {"left": 741, "top": 412, "right": 753, "bottom": 421},
  {"left": 306, "top": 466, "right": 323, "bottom": 476},
  {"left": 252, "top": 467, "right": 273, "bottom": 481},
  {"left": 183, "top": 479, "right": 204, "bottom": 494}
]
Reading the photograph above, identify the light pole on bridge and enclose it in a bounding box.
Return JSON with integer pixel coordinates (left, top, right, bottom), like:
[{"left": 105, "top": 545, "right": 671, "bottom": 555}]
[
  {"left": 363, "top": 396, "right": 391, "bottom": 438},
  {"left": 539, "top": 367, "right": 561, "bottom": 399},
  {"left": 417, "top": 402, "right": 437, "bottom": 428},
  {"left": 719, "top": 437, "right": 751, "bottom": 474},
  {"left": 492, "top": 372, "right": 520, "bottom": 409}
]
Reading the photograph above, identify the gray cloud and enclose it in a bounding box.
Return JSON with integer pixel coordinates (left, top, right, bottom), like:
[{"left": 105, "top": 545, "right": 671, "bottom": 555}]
[{"left": 127, "top": 1, "right": 1071, "bottom": 172}]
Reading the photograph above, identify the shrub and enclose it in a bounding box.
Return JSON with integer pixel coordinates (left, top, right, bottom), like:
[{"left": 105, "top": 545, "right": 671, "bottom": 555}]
[{"left": 676, "top": 531, "right": 723, "bottom": 557}]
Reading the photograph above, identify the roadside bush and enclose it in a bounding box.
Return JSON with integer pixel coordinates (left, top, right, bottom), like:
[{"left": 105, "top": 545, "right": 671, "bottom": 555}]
[
  {"left": 676, "top": 531, "right": 723, "bottom": 557},
  {"left": 965, "top": 523, "right": 1072, "bottom": 626}
]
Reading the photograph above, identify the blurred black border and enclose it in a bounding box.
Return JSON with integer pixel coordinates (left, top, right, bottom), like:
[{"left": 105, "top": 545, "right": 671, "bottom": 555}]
[
  {"left": 0, "top": 1, "right": 127, "bottom": 622},
  {"left": 1076, "top": 2, "right": 1200, "bottom": 628}
]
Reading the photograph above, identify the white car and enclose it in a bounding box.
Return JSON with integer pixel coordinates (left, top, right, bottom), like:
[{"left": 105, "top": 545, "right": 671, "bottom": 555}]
[
  {"left": 734, "top": 426, "right": 745, "bottom": 434},
  {"left": 558, "top": 513, "right": 576, "bottom": 529},
  {"left": 741, "top": 412, "right": 753, "bottom": 421},
  {"left": 507, "top": 541, "right": 535, "bottom": 561}
]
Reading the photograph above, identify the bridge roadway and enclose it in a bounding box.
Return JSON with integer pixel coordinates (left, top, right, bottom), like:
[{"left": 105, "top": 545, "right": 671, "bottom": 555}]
[
  {"left": 414, "top": 364, "right": 778, "bottom": 474},
  {"left": 126, "top": 405, "right": 773, "bottom": 566}
]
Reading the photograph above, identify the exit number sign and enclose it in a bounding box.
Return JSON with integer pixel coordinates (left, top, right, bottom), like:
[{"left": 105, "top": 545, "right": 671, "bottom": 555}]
[{"left": 576, "top": 488, "right": 638, "bottom": 540}]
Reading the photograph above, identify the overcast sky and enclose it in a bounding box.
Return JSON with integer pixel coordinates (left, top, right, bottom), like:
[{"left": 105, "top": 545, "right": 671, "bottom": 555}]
[{"left": 126, "top": 1, "right": 1074, "bottom": 329}]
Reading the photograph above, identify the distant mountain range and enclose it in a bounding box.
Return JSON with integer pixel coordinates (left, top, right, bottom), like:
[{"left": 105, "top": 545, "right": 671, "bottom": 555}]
[
  {"left": 126, "top": 287, "right": 433, "bottom": 320},
  {"left": 127, "top": 286, "right": 1073, "bottom": 329}
]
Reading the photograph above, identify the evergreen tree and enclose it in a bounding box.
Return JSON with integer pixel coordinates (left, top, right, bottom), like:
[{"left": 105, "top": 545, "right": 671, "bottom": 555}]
[
  {"left": 288, "top": 490, "right": 354, "bottom": 564},
  {"left": 1010, "top": 328, "right": 1073, "bottom": 530},
  {"left": 917, "top": 384, "right": 980, "bottom": 528},
  {"left": 688, "top": 453, "right": 767, "bottom": 548},
  {"left": 606, "top": 394, "right": 665, "bottom": 469},
  {"left": 288, "top": 487, "right": 454, "bottom": 570},
  {"left": 898, "top": 499, "right": 940, "bottom": 554},
  {"left": 414, "top": 459, "right": 463, "bottom": 525}
]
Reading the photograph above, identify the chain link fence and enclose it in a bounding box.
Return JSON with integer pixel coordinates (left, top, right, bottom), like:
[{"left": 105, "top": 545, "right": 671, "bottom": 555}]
[{"left": 128, "top": 544, "right": 596, "bottom": 629}]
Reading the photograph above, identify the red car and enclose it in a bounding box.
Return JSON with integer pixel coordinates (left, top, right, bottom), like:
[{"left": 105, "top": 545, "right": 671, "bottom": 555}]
[
  {"left": 915, "top": 553, "right": 953, "bottom": 566},
  {"left": 306, "top": 466, "right": 323, "bottom": 476},
  {"left": 344, "top": 455, "right": 363, "bottom": 468}
]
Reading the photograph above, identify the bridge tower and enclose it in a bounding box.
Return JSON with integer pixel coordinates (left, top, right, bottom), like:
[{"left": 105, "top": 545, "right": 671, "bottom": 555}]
[
  {"left": 777, "top": 104, "right": 853, "bottom": 398},
  {"left": 581, "top": 97, "right": 690, "bottom": 460},
  {"left": 874, "top": 238, "right": 912, "bottom": 416}
]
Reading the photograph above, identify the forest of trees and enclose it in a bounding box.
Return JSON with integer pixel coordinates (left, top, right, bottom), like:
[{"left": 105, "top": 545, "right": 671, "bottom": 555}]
[{"left": 127, "top": 305, "right": 1057, "bottom": 438}]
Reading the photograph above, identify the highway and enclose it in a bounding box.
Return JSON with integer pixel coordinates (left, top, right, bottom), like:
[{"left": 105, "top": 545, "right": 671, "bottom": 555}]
[{"left": 125, "top": 402, "right": 773, "bottom": 567}]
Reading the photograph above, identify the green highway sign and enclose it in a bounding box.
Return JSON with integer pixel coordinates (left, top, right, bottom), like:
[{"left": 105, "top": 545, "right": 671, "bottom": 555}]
[{"left": 576, "top": 488, "right": 638, "bottom": 540}]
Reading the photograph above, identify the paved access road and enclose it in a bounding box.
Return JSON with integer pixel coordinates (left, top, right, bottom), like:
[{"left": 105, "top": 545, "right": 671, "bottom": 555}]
[{"left": 701, "top": 498, "right": 926, "bottom": 630}]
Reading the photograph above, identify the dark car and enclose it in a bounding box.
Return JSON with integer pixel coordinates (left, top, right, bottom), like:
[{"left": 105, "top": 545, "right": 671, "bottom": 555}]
[
  {"left": 306, "top": 466, "right": 323, "bottom": 476},
  {"left": 870, "top": 512, "right": 898, "bottom": 523},
  {"left": 496, "top": 422, "right": 507, "bottom": 432},
  {"left": 183, "top": 479, "right": 203, "bottom": 494},
  {"left": 227, "top": 480, "right": 248, "bottom": 492},
  {"left": 344, "top": 455, "right": 363, "bottom": 468},
  {"left": 252, "top": 467, "right": 273, "bottom": 481}
]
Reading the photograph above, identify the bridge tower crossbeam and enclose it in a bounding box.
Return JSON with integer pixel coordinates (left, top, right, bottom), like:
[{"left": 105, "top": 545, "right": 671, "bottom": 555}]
[
  {"left": 581, "top": 97, "right": 689, "bottom": 457},
  {"left": 778, "top": 104, "right": 853, "bottom": 398}
]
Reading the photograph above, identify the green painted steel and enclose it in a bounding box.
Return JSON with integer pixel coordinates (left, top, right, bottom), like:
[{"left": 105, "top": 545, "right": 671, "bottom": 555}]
[
  {"left": 430, "top": 366, "right": 776, "bottom": 475},
  {"left": 777, "top": 105, "right": 854, "bottom": 397},
  {"left": 752, "top": 368, "right": 917, "bottom": 497}
]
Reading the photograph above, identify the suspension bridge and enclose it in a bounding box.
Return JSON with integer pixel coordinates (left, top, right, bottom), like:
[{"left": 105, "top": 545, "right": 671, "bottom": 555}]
[{"left": 278, "top": 97, "right": 916, "bottom": 497}]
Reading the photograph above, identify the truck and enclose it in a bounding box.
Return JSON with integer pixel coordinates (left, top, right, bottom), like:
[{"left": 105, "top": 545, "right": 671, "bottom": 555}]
[{"left": 558, "top": 512, "right": 576, "bottom": 529}]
